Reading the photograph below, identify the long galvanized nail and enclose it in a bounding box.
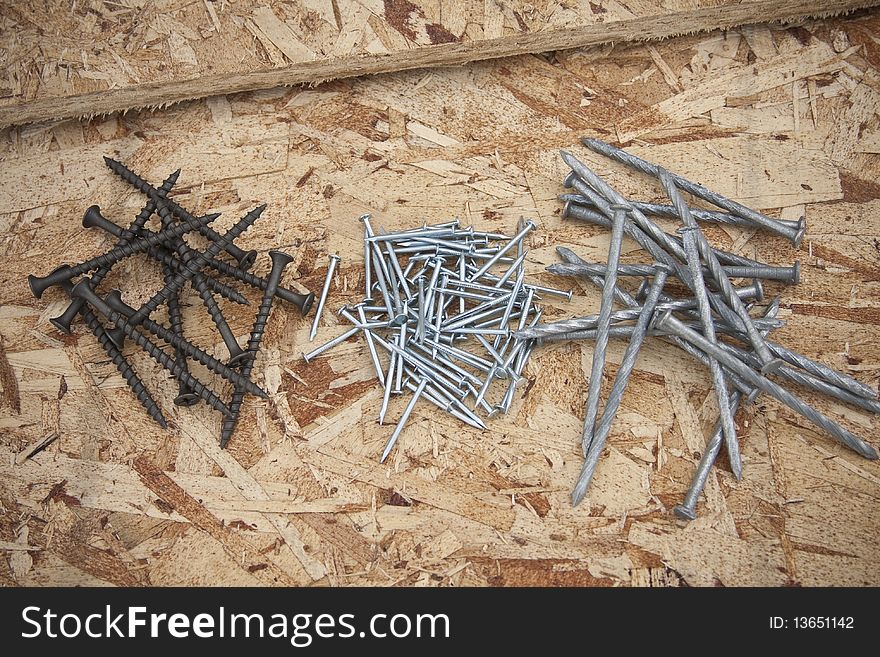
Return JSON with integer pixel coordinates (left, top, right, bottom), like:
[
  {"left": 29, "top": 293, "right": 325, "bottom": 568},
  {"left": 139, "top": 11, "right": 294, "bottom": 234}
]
[
  {"left": 580, "top": 138, "right": 806, "bottom": 246},
  {"left": 660, "top": 169, "right": 741, "bottom": 480},
  {"left": 580, "top": 203, "right": 627, "bottom": 455},
  {"left": 673, "top": 299, "right": 781, "bottom": 520},
  {"left": 560, "top": 195, "right": 805, "bottom": 232},
  {"left": 572, "top": 264, "right": 670, "bottom": 505},
  {"left": 654, "top": 311, "right": 879, "bottom": 460}
]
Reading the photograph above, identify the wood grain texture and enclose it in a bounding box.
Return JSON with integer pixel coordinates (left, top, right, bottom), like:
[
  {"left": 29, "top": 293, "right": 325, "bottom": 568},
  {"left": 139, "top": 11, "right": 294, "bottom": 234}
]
[
  {"left": 1, "top": 0, "right": 879, "bottom": 128},
  {"left": 1, "top": 12, "right": 879, "bottom": 587}
]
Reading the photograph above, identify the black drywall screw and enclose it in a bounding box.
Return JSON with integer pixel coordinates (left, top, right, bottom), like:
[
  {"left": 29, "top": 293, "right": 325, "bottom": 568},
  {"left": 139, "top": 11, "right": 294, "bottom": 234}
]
[
  {"left": 56, "top": 273, "right": 167, "bottom": 428},
  {"left": 104, "top": 204, "right": 265, "bottom": 356},
  {"left": 165, "top": 267, "right": 198, "bottom": 405},
  {"left": 153, "top": 195, "right": 248, "bottom": 365},
  {"left": 51, "top": 170, "right": 180, "bottom": 334},
  {"left": 71, "top": 280, "right": 234, "bottom": 418},
  {"left": 148, "top": 179, "right": 220, "bottom": 405},
  {"left": 28, "top": 213, "right": 218, "bottom": 298},
  {"left": 80, "top": 206, "right": 248, "bottom": 306},
  {"left": 103, "top": 156, "right": 258, "bottom": 270},
  {"left": 201, "top": 256, "right": 313, "bottom": 315},
  {"left": 220, "top": 250, "right": 293, "bottom": 448},
  {"left": 104, "top": 290, "right": 267, "bottom": 398}
]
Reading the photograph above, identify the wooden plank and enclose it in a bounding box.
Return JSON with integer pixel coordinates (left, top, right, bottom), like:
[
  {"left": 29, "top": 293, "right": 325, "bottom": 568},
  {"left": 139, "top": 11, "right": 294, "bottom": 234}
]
[{"left": 0, "top": 1, "right": 877, "bottom": 128}]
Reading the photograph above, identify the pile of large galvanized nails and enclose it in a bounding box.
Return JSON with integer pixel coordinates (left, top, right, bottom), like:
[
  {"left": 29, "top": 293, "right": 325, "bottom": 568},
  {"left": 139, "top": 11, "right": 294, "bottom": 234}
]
[
  {"left": 303, "top": 216, "right": 572, "bottom": 463},
  {"left": 27, "top": 158, "right": 315, "bottom": 447},
  {"left": 518, "top": 138, "right": 879, "bottom": 518}
]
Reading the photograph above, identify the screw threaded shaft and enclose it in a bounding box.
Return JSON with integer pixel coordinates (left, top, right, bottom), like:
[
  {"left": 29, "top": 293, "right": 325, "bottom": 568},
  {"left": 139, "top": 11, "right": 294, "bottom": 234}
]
[
  {"left": 51, "top": 172, "right": 179, "bottom": 334},
  {"left": 89, "top": 313, "right": 167, "bottom": 427},
  {"left": 73, "top": 290, "right": 167, "bottom": 427},
  {"left": 220, "top": 250, "right": 293, "bottom": 448},
  {"left": 81, "top": 207, "right": 250, "bottom": 306},
  {"left": 104, "top": 291, "right": 267, "bottom": 398},
  {"left": 122, "top": 204, "right": 264, "bottom": 331},
  {"left": 29, "top": 213, "right": 216, "bottom": 298},
  {"left": 205, "top": 256, "right": 312, "bottom": 313},
  {"left": 90, "top": 171, "right": 180, "bottom": 292},
  {"left": 72, "top": 281, "right": 232, "bottom": 417},
  {"left": 76, "top": 214, "right": 215, "bottom": 276},
  {"left": 153, "top": 199, "right": 248, "bottom": 361},
  {"left": 104, "top": 156, "right": 255, "bottom": 268}
]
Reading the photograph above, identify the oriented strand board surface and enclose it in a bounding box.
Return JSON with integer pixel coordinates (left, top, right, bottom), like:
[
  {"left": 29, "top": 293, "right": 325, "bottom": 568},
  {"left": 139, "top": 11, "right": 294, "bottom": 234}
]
[
  {"left": 1, "top": 0, "right": 879, "bottom": 128},
  {"left": 1, "top": 13, "right": 879, "bottom": 586}
]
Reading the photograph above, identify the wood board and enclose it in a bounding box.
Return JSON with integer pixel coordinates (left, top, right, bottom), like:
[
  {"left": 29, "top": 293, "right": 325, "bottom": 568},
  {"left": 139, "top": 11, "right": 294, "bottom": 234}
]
[
  {"left": 1, "top": 0, "right": 879, "bottom": 129},
  {"left": 0, "top": 11, "right": 879, "bottom": 587}
]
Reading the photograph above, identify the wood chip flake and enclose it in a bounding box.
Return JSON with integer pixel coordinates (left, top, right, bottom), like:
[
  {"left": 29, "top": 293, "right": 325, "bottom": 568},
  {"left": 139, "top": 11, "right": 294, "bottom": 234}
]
[{"left": 251, "top": 6, "right": 316, "bottom": 63}]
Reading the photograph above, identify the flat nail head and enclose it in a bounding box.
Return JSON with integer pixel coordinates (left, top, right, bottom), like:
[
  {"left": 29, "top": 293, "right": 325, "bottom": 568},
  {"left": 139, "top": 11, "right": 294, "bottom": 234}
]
[{"left": 673, "top": 504, "right": 696, "bottom": 521}]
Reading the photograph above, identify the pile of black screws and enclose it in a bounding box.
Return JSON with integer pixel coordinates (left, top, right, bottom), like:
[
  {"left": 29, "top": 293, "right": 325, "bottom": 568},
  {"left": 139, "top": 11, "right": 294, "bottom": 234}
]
[
  {"left": 518, "top": 138, "right": 879, "bottom": 517},
  {"left": 303, "top": 216, "right": 572, "bottom": 463},
  {"left": 27, "top": 158, "right": 315, "bottom": 447}
]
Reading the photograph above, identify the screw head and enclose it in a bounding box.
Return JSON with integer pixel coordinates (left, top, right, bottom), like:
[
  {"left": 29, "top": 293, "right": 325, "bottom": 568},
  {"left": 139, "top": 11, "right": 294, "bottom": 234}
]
[
  {"left": 174, "top": 390, "right": 200, "bottom": 406},
  {"left": 238, "top": 249, "right": 258, "bottom": 271},
  {"left": 49, "top": 313, "right": 75, "bottom": 335},
  {"left": 227, "top": 350, "right": 255, "bottom": 368},
  {"left": 299, "top": 292, "right": 316, "bottom": 316}
]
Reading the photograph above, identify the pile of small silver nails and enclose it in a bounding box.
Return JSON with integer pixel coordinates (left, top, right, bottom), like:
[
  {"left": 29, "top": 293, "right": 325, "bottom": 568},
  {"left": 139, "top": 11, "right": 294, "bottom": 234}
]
[
  {"left": 303, "top": 216, "right": 572, "bottom": 463},
  {"left": 518, "top": 138, "right": 879, "bottom": 518}
]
